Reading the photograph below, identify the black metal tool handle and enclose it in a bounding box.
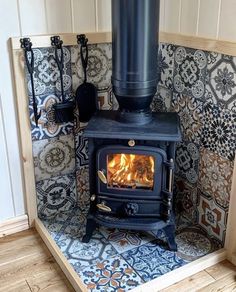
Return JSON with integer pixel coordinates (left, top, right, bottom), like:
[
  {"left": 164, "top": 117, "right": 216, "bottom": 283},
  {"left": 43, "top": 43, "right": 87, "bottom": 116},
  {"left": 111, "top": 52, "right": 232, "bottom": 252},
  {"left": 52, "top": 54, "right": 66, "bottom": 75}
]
[
  {"left": 51, "top": 36, "right": 66, "bottom": 103},
  {"left": 77, "top": 34, "right": 88, "bottom": 83},
  {"left": 20, "top": 38, "right": 41, "bottom": 127}
]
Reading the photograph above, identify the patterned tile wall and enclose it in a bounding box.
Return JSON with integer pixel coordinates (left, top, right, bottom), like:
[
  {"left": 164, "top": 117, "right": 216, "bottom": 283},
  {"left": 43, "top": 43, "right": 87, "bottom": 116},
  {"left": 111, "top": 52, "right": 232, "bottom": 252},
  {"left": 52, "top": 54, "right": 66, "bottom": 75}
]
[
  {"left": 24, "top": 41, "right": 235, "bottom": 245},
  {"left": 162, "top": 43, "right": 236, "bottom": 244}
]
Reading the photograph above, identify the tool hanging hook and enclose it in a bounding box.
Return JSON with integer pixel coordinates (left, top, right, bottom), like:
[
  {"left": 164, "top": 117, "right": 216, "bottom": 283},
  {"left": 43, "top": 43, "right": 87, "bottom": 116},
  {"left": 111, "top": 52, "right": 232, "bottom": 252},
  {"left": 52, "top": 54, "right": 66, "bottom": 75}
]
[
  {"left": 77, "top": 34, "right": 89, "bottom": 83},
  {"left": 50, "top": 35, "right": 74, "bottom": 123},
  {"left": 20, "top": 37, "right": 41, "bottom": 127}
]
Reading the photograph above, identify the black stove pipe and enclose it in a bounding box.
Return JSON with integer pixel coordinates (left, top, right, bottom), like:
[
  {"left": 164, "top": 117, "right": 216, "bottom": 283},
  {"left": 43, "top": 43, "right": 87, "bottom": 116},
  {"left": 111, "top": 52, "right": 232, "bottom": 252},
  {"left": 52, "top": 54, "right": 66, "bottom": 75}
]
[{"left": 112, "top": 0, "right": 160, "bottom": 124}]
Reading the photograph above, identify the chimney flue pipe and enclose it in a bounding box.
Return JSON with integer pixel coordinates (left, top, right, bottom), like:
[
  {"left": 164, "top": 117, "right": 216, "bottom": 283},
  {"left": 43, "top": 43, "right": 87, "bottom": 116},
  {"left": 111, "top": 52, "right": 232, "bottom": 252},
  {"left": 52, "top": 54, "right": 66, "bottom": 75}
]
[{"left": 112, "top": 0, "right": 160, "bottom": 124}]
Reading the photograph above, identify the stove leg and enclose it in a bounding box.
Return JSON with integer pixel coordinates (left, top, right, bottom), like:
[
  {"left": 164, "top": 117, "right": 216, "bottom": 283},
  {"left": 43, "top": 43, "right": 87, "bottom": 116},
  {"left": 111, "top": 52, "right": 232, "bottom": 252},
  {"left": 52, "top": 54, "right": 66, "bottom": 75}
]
[
  {"left": 82, "top": 215, "right": 97, "bottom": 243},
  {"left": 163, "top": 224, "right": 177, "bottom": 252}
]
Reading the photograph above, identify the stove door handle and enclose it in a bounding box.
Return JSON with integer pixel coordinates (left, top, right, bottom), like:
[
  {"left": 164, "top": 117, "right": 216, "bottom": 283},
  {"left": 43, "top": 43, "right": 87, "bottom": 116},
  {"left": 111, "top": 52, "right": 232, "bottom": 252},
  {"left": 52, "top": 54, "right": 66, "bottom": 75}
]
[
  {"left": 97, "top": 170, "right": 107, "bottom": 184},
  {"left": 97, "top": 202, "right": 111, "bottom": 212},
  {"left": 167, "top": 158, "right": 174, "bottom": 193}
]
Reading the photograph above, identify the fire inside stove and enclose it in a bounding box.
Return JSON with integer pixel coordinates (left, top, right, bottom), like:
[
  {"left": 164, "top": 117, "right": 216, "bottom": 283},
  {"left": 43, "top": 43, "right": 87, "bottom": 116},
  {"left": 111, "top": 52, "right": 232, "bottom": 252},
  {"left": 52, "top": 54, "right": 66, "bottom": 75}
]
[{"left": 107, "top": 153, "right": 155, "bottom": 190}]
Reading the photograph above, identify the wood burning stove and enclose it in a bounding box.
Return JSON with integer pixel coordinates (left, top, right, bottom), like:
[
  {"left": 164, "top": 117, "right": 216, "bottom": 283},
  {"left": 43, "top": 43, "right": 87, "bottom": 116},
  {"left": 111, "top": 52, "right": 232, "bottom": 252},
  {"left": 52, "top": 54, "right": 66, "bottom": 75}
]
[
  {"left": 81, "top": 0, "right": 181, "bottom": 251},
  {"left": 82, "top": 111, "right": 181, "bottom": 251}
]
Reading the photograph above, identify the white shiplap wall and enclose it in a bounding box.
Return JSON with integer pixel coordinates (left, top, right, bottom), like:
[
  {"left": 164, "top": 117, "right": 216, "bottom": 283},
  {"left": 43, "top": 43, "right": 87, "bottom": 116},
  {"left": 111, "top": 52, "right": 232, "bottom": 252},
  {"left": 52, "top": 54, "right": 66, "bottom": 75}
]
[{"left": 0, "top": 0, "right": 235, "bottom": 223}]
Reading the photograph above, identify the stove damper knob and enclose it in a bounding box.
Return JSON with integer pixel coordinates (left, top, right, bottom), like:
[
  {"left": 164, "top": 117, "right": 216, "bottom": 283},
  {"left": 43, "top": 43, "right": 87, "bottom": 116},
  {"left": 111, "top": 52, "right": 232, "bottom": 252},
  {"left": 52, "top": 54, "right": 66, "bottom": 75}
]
[{"left": 125, "top": 203, "right": 139, "bottom": 216}]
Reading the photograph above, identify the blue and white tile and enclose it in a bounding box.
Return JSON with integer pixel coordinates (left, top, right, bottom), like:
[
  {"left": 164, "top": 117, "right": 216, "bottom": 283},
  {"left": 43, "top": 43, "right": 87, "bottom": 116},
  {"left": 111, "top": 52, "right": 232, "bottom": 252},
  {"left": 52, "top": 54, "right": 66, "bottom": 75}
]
[
  {"left": 206, "top": 53, "right": 236, "bottom": 111},
  {"left": 33, "top": 133, "right": 75, "bottom": 181},
  {"left": 159, "top": 43, "right": 176, "bottom": 90},
  {"left": 175, "top": 177, "right": 198, "bottom": 224},
  {"left": 122, "top": 240, "right": 187, "bottom": 282},
  {"left": 175, "top": 141, "right": 200, "bottom": 185},
  {"left": 26, "top": 47, "right": 72, "bottom": 96},
  {"left": 71, "top": 43, "right": 112, "bottom": 92},
  {"left": 197, "top": 190, "right": 227, "bottom": 243},
  {"left": 58, "top": 230, "right": 117, "bottom": 272},
  {"left": 173, "top": 47, "right": 207, "bottom": 99},
  {"left": 79, "top": 255, "right": 143, "bottom": 291},
  {"left": 41, "top": 218, "right": 64, "bottom": 240},
  {"left": 201, "top": 102, "right": 236, "bottom": 161},
  {"left": 176, "top": 227, "right": 215, "bottom": 261},
  {"left": 172, "top": 93, "right": 204, "bottom": 144},
  {"left": 99, "top": 227, "right": 153, "bottom": 253},
  {"left": 73, "top": 107, "right": 88, "bottom": 135},
  {"left": 75, "top": 134, "right": 89, "bottom": 169},
  {"left": 97, "top": 86, "right": 113, "bottom": 110},
  {"left": 76, "top": 167, "right": 90, "bottom": 212},
  {"left": 36, "top": 174, "right": 77, "bottom": 219},
  {"left": 29, "top": 93, "right": 73, "bottom": 141}
]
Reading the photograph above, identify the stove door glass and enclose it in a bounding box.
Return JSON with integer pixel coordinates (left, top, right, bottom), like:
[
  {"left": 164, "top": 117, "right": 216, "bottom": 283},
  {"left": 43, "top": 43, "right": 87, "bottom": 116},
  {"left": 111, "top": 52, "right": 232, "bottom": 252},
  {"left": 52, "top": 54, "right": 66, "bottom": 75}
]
[{"left": 107, "top": 153, "right": 154, "bottom": 190}]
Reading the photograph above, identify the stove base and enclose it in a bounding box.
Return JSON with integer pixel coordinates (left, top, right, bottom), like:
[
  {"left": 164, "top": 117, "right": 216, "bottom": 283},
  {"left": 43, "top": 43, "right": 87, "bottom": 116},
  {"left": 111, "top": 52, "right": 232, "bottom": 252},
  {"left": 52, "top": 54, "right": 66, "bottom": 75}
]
[{"left": 82, "top": 212, "right": 177, "bottom": 251}]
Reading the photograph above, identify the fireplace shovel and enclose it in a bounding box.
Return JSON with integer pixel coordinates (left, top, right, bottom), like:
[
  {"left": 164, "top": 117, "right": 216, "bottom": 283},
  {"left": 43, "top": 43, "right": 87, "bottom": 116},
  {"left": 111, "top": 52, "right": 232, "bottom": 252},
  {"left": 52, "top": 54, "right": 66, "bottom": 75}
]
[
  {"left": 75, "top": 34, "right": 98, "bottom": 123},
  {"left": 51, "top": 36, "right": 74, "bottom": 123}
]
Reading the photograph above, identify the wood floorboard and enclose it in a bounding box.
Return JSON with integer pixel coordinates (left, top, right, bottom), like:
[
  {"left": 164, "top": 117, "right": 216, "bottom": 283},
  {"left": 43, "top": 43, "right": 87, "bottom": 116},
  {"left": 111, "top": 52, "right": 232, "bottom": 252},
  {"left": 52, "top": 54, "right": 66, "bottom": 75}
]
[
  {"left": 163, "top": 260, "right": 236, "bottom": 292},
  {"left": 0, "top": 229, "right": 74, "bottom": 292}
]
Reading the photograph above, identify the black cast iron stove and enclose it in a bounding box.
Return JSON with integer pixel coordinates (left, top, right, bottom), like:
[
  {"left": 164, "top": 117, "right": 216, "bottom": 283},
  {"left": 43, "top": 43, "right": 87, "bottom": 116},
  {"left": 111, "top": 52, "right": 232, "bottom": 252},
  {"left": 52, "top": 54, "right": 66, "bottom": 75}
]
[{"left": 82, "top": 0, "right": 181, "bottom": 251}]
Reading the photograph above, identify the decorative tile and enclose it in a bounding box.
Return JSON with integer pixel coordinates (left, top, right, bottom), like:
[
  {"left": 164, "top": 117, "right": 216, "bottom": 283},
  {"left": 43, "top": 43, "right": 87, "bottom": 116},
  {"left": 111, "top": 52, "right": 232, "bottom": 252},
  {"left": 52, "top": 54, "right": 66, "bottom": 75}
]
[
  {"left": 151, "top": 85, "right": 172, "bottom": 112},
  {"left": 150, "top": 93, "right": 166, "bottom": 112},
  {"left": 58, "top": 231, "right": 117, "bottom": 272},
  {"left": 197, "top": 190, "right": 227, "bottom": 243},
  {"left": 159, "top": 43, "right": 176, "bottom": 90},
  {"left": 175, "top": 177, "right": 198, "bottom": 224},
  {"left": 26, "top": 47, "right": 72, "bottom": 96},
  {"left": 36, "top": 174, "right": 76, "bottom": 219},
  {"left": 97, "top": 86, "right": 113, "bottom": 110},
  {"left": 206, "top": 53, "right": 236, "bottom": 110},
  {"left": 176, "top": 227, "right": 216, "bottom": 261},
  {"left": 79, "top": 256, "right": 143, "bottom": 291},
  {"left": 198, "top": 147, "right": 234, "bottom": 209},
  {"left": 29, "top": 94, "right": 73, "bottom": 140},
  {"left": 99, "top": 228, "right": 153, "bottom": 253},
  {"left": 171, "top": 93, "right": 203, "bottom": 143},
  {"left": 33, "top": 133, "right": 75, "bottom": 181},
  {"left": 73, "top": 107, "right": 88, "bottom": 135},
  {"left": 175, "top": 141, "right": 200, "bottom": 184},
  {"left": 122, "top": 240, "right": 187, "bottom": 282},
  {"left": 173, "top": 47, "right": 207, "bottom": 99},
  {"left": 75, "top": 134, "right": 89, "bottom": 169},
  {"left": 71, "top": 44, "right": 112, "bottom": 92},
  {"left": 51, "top": 208, "right": 87, "bottom": 242},
  {"left": 76, "top": 167, "right": 90, "bottom": 212},
  {"left": 201, "top": 102, "right": 236, "bottom": 161},
  {"left": 41, "top": 219, "right": 64, "bottom": 240}
]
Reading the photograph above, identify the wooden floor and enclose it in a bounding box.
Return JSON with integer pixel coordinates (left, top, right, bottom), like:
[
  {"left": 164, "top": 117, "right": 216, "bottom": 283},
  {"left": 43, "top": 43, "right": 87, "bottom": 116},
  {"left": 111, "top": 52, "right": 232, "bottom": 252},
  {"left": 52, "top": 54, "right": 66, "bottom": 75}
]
[
  {"left": 162, "top": 260, "right": 236, "bottom": 292},
  {"left": 0, "top": 229, "right": 74, "bottom": 292},
  {"left": 0, "top": 229, "right": 236, "bottom": 292}
]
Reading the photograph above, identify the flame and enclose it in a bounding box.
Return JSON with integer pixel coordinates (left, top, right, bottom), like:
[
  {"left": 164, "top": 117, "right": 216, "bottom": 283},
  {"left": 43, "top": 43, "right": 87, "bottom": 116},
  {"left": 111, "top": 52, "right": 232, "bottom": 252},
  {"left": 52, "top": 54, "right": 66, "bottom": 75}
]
[{"left": 107, "top": 153, "right": 155, "bottom": 189}]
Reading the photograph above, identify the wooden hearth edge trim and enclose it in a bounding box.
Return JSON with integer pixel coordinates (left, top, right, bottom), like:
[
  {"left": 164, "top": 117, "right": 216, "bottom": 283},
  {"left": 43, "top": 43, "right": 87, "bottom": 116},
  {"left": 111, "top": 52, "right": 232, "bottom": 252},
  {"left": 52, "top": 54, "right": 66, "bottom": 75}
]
[
  {"left": 11, "top": 31, "right": 236, "bottom": 56},
  {"left": 35, "top": 218, "right": 87, "bottom": 292},
  {"left": 0, "top": 215, "right": 29, "bottom": 238}
]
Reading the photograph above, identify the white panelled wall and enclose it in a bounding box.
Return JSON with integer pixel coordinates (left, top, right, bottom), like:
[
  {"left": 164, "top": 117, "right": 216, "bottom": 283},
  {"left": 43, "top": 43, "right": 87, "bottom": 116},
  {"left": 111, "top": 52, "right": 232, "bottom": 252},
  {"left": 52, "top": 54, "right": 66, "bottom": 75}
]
[{"left": 0, "top": 0, "right": 236, "bottom": 223}]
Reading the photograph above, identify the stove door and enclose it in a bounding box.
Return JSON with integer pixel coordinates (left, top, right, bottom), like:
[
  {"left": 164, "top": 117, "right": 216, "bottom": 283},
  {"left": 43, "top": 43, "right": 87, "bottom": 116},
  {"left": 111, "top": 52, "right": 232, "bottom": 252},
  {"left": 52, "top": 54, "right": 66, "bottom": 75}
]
[{"left": 96, "top": 145, "right": 167, "bottom": 199}]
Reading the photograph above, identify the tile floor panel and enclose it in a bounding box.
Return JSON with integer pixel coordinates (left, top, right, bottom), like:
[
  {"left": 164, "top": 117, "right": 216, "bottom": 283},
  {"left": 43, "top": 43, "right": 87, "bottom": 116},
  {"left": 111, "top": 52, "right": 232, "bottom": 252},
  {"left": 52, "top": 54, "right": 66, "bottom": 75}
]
[{"left": 42, "top": 208, "right": 221, "bottom": 291}]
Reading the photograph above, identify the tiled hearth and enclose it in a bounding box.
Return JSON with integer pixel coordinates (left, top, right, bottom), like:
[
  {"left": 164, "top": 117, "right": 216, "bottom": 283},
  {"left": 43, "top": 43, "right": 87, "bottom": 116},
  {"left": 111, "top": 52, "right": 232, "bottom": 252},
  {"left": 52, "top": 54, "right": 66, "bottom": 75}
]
[
  {"left": 42, "top": 208, "right": 220, "bottom": 291},
  {"left": 22, "top": 39, "right": 236, "bottom": 291}
]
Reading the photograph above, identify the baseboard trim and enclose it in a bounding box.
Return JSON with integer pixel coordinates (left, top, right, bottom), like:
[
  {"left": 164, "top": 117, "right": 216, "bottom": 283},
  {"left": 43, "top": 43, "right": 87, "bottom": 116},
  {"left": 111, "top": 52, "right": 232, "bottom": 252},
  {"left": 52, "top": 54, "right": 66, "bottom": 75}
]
[
  {"left": 131, "top": 248, "right": 227, "bottom": 292},
  {"left": 0, "top": 215, "right": 29, "bottom": 237}
]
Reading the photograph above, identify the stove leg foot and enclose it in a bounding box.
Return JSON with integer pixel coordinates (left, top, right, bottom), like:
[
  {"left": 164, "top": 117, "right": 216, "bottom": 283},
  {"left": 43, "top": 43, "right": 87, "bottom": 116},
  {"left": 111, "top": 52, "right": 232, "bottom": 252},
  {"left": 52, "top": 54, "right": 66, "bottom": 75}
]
[
  {"left": 82, "top": 217, "right": 97, "bottom": 243},
  {"left": 163, "top": 224, "right": 177, "bottom": 252}
]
